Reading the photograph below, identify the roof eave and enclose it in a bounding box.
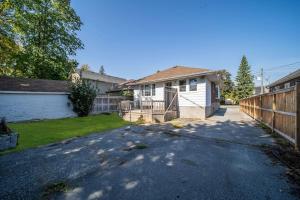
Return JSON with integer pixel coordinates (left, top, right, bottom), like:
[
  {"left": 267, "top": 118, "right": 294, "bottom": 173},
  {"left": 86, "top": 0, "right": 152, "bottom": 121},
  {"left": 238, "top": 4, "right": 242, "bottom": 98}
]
[{"left": 131, "top": 70, "right": 220, "bottom": 85}]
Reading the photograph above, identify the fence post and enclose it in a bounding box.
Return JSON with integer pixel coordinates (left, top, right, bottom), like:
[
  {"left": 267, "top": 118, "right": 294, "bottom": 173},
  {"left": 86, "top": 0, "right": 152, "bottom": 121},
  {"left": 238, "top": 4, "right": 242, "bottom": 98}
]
[
  {"left": 129, "top": 103, "right": 132, "bottom": 122},
  {"left": 272, "top": 94, "right": 276, "bottom": 132},
  {"left": 260, "top": 95, "right": 262, "bottom": 121},
  {"left": 295, "top": 82, "right": 300, "bottom": 150},
  {"left": 108, "top": 96, "right": 110, "bottom": 112}
]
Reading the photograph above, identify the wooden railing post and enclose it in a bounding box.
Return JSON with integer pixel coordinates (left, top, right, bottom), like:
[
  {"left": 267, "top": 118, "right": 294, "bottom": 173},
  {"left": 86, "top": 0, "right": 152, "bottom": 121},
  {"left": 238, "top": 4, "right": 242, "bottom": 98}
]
[
  {"left": 129, "top": 103, "right": 132, "bottom": 122},
  {"left": 295, "top": 82, "right": 300, "bottom": 150}
]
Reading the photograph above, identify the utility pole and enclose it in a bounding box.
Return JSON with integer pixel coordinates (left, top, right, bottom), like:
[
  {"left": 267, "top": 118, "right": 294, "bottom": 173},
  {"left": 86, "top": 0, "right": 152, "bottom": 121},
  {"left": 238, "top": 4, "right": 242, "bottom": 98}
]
[{"left": 260, "top": 67, "right": 264, "bottom": 94}]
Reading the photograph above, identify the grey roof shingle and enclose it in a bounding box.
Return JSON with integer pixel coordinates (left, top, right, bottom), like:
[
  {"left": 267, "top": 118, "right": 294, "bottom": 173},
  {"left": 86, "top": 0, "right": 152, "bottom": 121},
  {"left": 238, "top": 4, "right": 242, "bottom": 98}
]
[
  {"left": 76, "top": 69, "right": 126, "bottom": 84},
  {"left": 0, "top": 76, "right": 70, "bottom": 92}
]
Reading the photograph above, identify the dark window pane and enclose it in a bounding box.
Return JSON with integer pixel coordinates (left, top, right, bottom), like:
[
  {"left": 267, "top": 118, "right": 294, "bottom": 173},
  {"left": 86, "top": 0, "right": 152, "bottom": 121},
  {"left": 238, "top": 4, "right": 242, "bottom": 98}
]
[
  {"left": 152, "top": 84, "right": 156, "bottom": 96},
  {"left": 179, "top": 80, "right": 186, "bottom": 92},
  {"left": 145, "top": 85, "right": 151, "bottom": 96},
  {"left": 189, "top": 79, "right": 197, "bottom": 91}
]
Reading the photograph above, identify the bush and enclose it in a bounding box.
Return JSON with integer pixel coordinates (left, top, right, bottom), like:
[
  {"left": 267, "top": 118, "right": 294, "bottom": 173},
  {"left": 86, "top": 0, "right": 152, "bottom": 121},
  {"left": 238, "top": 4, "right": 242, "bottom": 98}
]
[
  {"left": 69, "top": 80, "right": 97, "bottom": 117},
  {"left": 0, "top": 117, "right": 12, "bottom": 135}
]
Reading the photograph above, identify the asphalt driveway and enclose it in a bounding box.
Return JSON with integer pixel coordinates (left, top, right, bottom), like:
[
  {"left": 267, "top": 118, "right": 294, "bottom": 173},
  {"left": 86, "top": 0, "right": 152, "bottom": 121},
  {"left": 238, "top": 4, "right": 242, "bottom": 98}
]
[{"left": 0, "top": 106, "right": 299, "bottom": 200}]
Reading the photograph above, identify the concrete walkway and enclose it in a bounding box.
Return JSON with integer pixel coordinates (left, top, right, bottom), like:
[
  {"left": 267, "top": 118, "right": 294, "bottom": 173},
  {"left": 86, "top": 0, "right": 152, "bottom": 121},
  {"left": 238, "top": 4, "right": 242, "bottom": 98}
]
[{"left": 0, "top": 106, "right": 299, "bottom": 200}]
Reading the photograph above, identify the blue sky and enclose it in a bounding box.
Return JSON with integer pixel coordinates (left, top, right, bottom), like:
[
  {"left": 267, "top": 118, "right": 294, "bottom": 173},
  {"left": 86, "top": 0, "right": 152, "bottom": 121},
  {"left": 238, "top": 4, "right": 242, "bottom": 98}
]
[{"left": 71, "top": 0, "right": 300, "bottom": 85}]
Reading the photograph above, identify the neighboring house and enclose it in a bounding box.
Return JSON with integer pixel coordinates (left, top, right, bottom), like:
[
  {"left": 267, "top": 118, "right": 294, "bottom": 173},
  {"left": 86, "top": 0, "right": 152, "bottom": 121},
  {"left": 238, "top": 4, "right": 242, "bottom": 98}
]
[
  {"left": 0, "top": 76, "right": 75, "bottom": 122},
  {"left": 253, "top": 86, "right": 269, "bottom": 95},
  {"left": 131, "top": 66, "right": 221, "bottom": 119},
  {"left": 106, "top": 79, "right": 135, "bottom": 99},
  {"left": 72, "top": 69, "right": 127, "bottom": 95},
  {"left": 268, "top": 69, "right": 300, "bottom": 92}
]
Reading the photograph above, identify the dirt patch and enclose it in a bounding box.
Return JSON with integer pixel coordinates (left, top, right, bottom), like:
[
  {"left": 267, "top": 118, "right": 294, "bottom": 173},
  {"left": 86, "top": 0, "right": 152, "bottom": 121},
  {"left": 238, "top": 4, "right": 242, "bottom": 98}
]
[{"left": 258, "top": 122, "right": 300, "bottom": 196}]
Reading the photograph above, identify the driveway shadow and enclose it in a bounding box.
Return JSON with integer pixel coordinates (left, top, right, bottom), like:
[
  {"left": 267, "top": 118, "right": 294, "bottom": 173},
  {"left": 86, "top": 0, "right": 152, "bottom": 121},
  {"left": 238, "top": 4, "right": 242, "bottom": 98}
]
[{"left": 212, "top": 107, "right": 227, "bottom": 116}]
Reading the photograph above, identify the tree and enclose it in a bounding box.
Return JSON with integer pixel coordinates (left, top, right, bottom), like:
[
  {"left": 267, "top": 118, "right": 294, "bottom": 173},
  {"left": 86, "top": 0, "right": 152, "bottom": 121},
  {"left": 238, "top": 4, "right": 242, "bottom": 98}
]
[
  {"left": 235, "top": 56, "right": 254, "bottom": 102},
  {"left": 99, "top": 65, "right": 105, "bottom": 75},
  {"left": 219, "top": 70, "right": 234, "bottom": 101},
  {"left": 0, "top": 0, "right": 83, "bottom": 80},
  {"left": 80, "top": 64, "right": 90, "bottom": 71},
  {"left": 0, "top": 0, "right": 22, "bottom": 76},
  {"left": 68, "top": 80, "right": 96, "bottom": 117}
]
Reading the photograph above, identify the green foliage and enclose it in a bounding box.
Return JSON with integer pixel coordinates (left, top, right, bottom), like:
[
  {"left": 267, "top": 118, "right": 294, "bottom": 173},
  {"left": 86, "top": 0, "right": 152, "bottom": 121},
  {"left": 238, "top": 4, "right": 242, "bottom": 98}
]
[
  {"left": 122, "top": 90, "right": 133, "bottom": 97},
  {"left": 0, "top": 0, "right": 83, "bottom": 80},
  {"left": 69, "top": 80, "right": 97, "bottom": 117},
  {"left": 235, "top": 56, "right": 254, "bottom": 102},
  {"left": 42, "top": 182, "right": 69, "bottom": 199},
  {"left": 80, "top": 64, "right": 90, "bottom": 71},
  {"left": 219, "top": 70, "right": 234, "bottom": 100},
  {"left": 0, "top": 117, "right": 12, "bottom": 135}
]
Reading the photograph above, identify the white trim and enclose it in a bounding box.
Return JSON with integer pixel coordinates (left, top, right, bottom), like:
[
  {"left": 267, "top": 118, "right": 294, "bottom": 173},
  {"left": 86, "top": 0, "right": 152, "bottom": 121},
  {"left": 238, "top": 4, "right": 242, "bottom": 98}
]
[{"left": 0, "top": 91, "right": 70, "bottom": 95}]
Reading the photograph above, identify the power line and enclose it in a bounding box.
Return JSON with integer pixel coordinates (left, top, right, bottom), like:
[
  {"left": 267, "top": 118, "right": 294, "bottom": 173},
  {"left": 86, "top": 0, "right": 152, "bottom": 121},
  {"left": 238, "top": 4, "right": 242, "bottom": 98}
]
[{"left": 264, "top": 62, "right": 300, "bottom": 71}]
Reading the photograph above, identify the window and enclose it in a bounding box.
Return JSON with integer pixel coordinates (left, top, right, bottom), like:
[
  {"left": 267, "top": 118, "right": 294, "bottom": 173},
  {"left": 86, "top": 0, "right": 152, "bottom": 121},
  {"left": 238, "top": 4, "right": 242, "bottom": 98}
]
[
  {"left": 144, "top": 85, "right": 151, "bottom": 96},
  {"left": 189, "top": 79, "right": 197, "bottom": 91},
  {"left": 152, "top": 84, "right": 156, "bottom": 96},
  {"left": 179, "top": 80, "right": 186, "bottom": 92},
  {"left": 284, "top": 82, "right": 290, "bottom": 89},
  {"left": 141, "top": 85, "right": 144, "bottom": 96}
]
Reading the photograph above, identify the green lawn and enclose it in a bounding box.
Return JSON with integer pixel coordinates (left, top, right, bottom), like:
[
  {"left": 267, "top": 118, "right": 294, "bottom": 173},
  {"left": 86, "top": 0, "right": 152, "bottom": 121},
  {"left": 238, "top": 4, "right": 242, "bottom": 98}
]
[{"left": 2, "top": 113, "right": 129, "bottom": 154}]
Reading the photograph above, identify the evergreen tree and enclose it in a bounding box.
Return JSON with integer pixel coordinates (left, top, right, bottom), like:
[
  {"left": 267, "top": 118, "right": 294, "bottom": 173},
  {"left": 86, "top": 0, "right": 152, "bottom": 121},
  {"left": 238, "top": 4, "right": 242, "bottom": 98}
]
[
  {"left": 235, "top": 56, "right": 254, "bottom": 101},
  {"left": 99, "top": 65, "right": 105, "bottom": 75},
  {"left": 0, "top": 0, "right": 83, "bottom": 80}
]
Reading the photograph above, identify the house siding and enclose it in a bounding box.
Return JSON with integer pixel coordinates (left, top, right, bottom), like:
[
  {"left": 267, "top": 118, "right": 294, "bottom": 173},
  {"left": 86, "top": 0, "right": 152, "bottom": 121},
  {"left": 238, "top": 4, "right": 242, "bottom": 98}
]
[
  {"left": 177, "top": 77, "right": 207, "bottom": 107},
  {"left": 206, "top": 79, "right": 211, "bottom": 106}
]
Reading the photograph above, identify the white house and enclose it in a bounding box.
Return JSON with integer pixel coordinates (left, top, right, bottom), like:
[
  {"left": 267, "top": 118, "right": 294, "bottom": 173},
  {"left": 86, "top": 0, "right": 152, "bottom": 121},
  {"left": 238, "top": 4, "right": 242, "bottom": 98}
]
[{"left": 131, "top": 66, "right": 221, "bottom": 119}]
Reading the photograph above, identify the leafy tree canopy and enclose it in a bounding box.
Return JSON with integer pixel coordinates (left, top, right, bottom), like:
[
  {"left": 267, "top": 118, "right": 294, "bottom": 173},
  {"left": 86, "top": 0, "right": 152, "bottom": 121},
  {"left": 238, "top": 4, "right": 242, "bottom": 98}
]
[
  {"left": 80, "top": 64, "right": 90, "bottom": 71},
  {"left": 219, "top": 70, "right": 234, "bottom": 99},
  {"left": 0, "top": 0, "right": 83, "bottom": 80}
]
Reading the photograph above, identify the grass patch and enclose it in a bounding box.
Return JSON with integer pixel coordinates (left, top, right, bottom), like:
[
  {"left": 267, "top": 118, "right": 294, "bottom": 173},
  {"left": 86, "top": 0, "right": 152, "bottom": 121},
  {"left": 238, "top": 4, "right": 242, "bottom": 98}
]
[
  {"left": 42, "top": 182, "right": 68, "bottom": 199},
  {"left": 2, "top": 113, "right": 130, "bottom": 154},
  {"left": 134, "top": 143, "right": 148, "bottom": 149},
  {"left": 123, "top": 143, "right": 148, "bottom": 151},
  {"left": 257, "top": 122, "right": 290, "bottom": 147}
]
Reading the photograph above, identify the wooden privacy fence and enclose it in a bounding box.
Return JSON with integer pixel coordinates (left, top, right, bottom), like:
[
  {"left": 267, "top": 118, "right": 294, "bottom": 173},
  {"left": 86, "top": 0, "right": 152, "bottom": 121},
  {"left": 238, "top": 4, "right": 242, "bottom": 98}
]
[
  {"left": 92, "top": 95, "right": 125, "bottom": 114},
  {"left": 239, "top": 83, "right": 300, "bottom": 149}
]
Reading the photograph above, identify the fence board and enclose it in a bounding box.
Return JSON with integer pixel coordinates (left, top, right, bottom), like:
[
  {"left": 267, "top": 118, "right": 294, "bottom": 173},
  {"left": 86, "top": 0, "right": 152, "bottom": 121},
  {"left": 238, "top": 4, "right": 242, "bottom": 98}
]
[{"left": 240, "top": 86, "right": 299, "bottom": 147}]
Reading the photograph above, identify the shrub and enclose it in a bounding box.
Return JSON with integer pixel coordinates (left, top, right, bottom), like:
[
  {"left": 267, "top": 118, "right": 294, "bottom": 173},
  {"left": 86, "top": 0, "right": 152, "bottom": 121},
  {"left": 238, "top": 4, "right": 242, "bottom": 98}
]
[
  {"left": 69, "top": 80, "right": 97, "bottom": 117},
  {"left": 0, "top": 117, "right": 12, "bottom": 135}
]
